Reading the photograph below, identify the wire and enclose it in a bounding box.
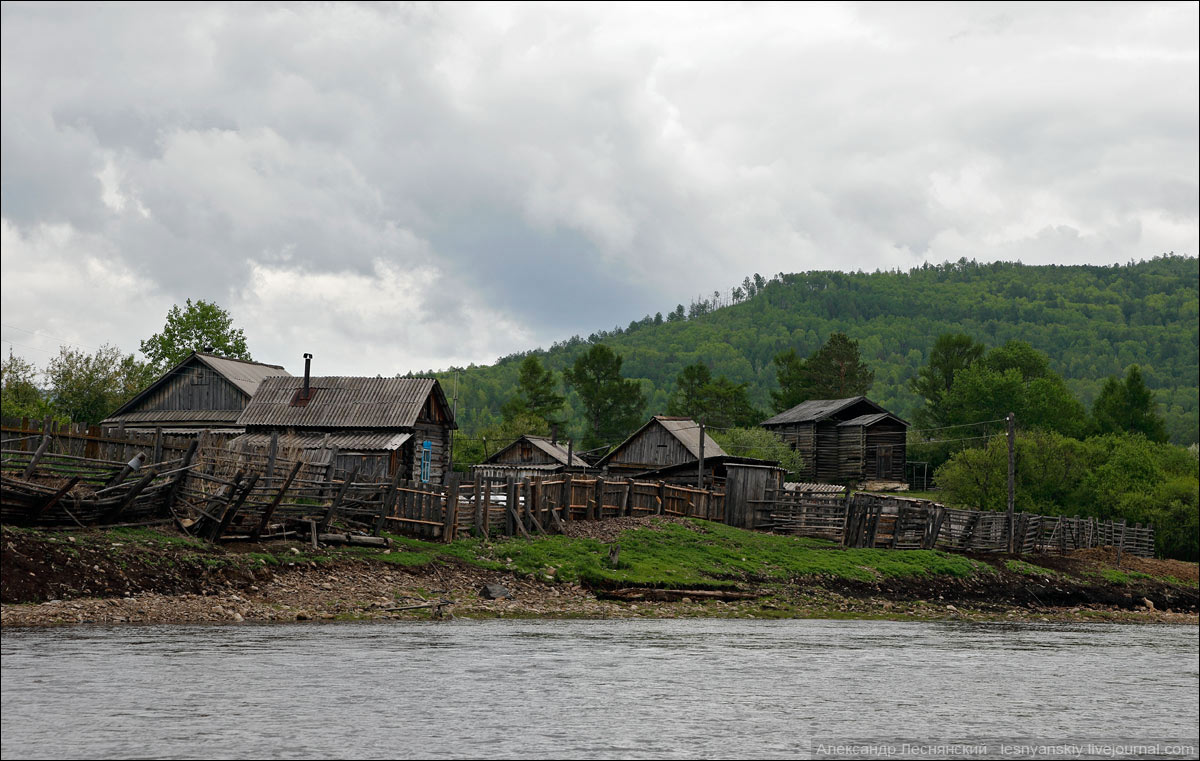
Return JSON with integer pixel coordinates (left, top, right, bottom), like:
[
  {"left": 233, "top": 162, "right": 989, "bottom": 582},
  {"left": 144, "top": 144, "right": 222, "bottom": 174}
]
[
  {"left": 1, "top": 323, "right": 107, "bottom": 352},
  {"left": 907, "top": 418, "right": 1007, "bottom": 434},
  {"left": 909, "top": 434, "right": 1000, "bottom": 445}
]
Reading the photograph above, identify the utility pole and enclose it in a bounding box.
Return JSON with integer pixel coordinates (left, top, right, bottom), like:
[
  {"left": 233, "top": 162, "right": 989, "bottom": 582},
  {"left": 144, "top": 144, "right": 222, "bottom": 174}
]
[
  {"left": 448, "top": 370, "right": 460, "bottom": 473},
  {"left": 1007, "top": 411, "right": 1016, "bottom": 554},
  {"left": 697, "top": 420, "right": 706, "bottom": 489}
]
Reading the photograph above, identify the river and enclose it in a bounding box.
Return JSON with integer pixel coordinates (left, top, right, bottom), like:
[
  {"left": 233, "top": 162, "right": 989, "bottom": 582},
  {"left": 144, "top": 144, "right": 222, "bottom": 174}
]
[{"left": 2, "top": 619, "right": 1197, "bottom": 759}]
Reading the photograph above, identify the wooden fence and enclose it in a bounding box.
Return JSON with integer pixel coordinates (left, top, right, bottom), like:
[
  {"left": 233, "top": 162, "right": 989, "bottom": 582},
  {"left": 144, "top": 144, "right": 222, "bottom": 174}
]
[
  {"left": 757, "top": 490, "right": 1157, "bottom": 558},
  {"left": 0, "top": 422, "right": 1158, "bottom": 558}
]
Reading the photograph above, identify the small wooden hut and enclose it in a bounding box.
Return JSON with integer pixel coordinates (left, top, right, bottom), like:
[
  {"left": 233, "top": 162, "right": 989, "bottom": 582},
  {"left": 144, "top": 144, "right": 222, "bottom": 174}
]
[
  {"left": 760, "top": 397, "right": 908, "bottom": 485},
  {"left": 471, "top": 434, "right": 590, "bottom": 480},
  {"left": 101, "top": 351, "right": 290, "bottom": 437},
  {"left": 233, "top": 361, "right": 456, "bottom": 484},
  {"left": 632, "top": 455, "right": 785, "bottom": 529},
  {"left": 596, "top": 416, "right": 726, "bottom": 477}
]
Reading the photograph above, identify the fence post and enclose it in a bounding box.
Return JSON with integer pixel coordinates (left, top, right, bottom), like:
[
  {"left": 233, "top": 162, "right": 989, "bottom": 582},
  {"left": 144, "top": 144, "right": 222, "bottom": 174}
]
[
  {"left": 656, "top": 481, "right": 665, "bottom": 515},
  {"left": 561, "top": 474, "right": 573, "bottom": 522},
  {"left": 592, "top": 477, "right": 605, "bottom": 521},
  {"left": 443, "top": 475, "right": 460, "bottom": 543}
]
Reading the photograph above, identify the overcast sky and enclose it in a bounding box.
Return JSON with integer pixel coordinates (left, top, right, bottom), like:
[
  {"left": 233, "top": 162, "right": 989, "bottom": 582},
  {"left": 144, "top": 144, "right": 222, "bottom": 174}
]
[{"left": 2, "top": 2, "right": 1197, "bottom": 377}]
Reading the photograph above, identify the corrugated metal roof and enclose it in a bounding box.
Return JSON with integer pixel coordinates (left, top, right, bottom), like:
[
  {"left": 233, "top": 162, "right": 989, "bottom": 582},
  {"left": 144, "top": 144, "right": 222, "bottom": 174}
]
[
  {"left": 236, "top": 376, "right": 453, "bottom": 429},
  {"left": 227, "top": 431, "right": 412, "bottom": 452},
  {"left": 195, "top": 353, "right": 291, "bottom": 397},
  {"left": 837, "top": 412, "right": 907, "bottom": 427},
  {"left": 784, "top": 482, "right": 847, "bottom": 494},
  {"left": 760, "top": 397, "right": 884, "bottom": 426},
  {"left": 103, "top": 410, "right": 242, "bottom": 423}
]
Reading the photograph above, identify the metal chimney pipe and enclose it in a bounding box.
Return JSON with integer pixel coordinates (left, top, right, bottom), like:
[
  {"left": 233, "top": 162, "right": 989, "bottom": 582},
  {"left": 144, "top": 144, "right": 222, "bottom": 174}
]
[{"left": 303, "top": 353, "right": 312, "bottom": 400}]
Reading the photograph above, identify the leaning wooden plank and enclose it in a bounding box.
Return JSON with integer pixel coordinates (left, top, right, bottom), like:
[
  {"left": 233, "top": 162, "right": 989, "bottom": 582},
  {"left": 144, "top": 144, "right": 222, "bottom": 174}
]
[
  {"left": 30, "top": 476, "right": 81, "bottom": 519},
  {"left": 319, "top": 464, "right": 360, "bottom": 533},
  {"left": 100, "top": 469, "right": 159, "bottom": 524},
  {"left": 212, "top": 472, "right": 261, "bottom": 541},
  {"left": 163, "top": 439, "right": 198, "bottom": 510},
  {"left": 250, "top": 460, "right": 303, "bottom": 542},
  {"left": 21, "top": 435, "right": 51, "bottom": 479},
  {"left": 383, "top": 516, "right": 449, "bottom": 528}
]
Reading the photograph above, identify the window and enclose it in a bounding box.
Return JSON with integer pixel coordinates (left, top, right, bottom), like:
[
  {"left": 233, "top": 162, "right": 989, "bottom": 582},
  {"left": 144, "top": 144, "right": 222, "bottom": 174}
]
[{"left": 420, "top": 440, "right": 432, "bottom": 483}]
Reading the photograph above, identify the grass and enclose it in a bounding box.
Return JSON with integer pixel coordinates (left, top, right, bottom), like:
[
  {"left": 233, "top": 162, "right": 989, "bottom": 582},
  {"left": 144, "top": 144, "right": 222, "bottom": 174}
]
[
  {"left": 1004, "top": 559, "right": 1062, "bottom": 578},
  {"left": 1094, "top": 568, "right": 1155, "bottom": 585},
  {"left": 375, "top": 519, "right": 990, "bottom": 589}
]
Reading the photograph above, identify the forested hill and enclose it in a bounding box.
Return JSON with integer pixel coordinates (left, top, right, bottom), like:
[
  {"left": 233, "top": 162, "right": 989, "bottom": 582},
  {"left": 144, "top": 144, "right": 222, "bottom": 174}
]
[{"left": 428, "top": 255, "right": 1200, "bottom": 445}]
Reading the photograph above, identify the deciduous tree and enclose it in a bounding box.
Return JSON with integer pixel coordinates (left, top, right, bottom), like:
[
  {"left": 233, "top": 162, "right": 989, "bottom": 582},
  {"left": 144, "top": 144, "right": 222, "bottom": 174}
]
[
  {"left": 140, "top": 299, "right": 251, "bottom": 372},
  {"left": 45, "top": 344, "right": 156, "bottom": 424}
]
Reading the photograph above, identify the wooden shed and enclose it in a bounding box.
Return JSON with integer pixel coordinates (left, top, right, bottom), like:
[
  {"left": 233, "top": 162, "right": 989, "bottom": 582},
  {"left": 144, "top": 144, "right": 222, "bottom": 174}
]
[
  {"left": 596, "top": 416, "right": 726, "bottom": 477},
  {"left": 632, "top": 455, "right": 785, "bottom": 529},
  {"left": 233, "top": 372, "right": 456, "bottom": 484},
  {"left": 471, "top": 434, "right": 590, "bottom": 480},
  {"left": 760, "top": 397, "right": 908, "bottom": 485},
  {"left": 101, "top": 351, "right": 290, "bottom": 437}
]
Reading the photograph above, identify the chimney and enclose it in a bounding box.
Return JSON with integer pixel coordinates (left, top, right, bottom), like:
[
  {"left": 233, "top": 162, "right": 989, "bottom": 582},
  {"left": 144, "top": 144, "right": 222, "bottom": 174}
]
[{"left": 302, "top": 353, "right": 312, "bottom": 400}]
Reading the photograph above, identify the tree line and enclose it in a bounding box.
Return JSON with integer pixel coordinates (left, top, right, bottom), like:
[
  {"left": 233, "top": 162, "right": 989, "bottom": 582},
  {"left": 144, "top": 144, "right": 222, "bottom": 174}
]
[{"left": 1, "top": 299, "right": 251, "bottom": 425}]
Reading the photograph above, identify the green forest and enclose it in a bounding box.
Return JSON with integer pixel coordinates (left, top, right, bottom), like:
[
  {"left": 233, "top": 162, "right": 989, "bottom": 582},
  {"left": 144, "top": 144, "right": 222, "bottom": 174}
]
[{"left": 423, "top": 254, "right": 1199, "bottom": 448}]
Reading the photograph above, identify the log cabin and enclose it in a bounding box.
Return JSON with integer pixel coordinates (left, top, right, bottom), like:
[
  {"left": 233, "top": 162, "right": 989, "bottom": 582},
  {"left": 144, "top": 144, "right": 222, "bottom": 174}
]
[
  {"left": 101, "top": 351, "right": 290, "bottom": 437},
  {"left": 760, "top": 397, "right": 908, "bottom": 485},
  {"left": 232, "top": 357, "right": 456, "bottom": 484}
]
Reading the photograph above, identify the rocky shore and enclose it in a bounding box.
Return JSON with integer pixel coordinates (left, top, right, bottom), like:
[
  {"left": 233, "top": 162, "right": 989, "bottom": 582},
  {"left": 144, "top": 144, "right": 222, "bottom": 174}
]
[{"left": 3, "top": 522, "right": 1196, "bottom": 628}]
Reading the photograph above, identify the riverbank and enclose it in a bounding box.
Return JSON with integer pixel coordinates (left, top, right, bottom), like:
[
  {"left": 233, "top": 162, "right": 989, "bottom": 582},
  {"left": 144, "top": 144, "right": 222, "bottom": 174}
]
[{"left": 3, "top": 518, "right": 1196, "bottom": 627}]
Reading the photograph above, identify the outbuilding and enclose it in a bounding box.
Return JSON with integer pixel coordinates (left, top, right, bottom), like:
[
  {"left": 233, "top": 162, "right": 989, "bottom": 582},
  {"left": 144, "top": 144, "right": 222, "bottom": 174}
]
[
  {"left": 760, "top": 397, "right": 908, "bottom": 485},
  {"left": 101, "top": 351, "right": 290, "bottom": 437}
]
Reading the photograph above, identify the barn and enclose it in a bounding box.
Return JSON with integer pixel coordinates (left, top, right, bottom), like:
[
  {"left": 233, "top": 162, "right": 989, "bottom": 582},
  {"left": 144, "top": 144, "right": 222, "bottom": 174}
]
[
  {"left": 100, "top": 351, "right": 290, "bottom": 437},
  {"left": 596, "top": 416, "right": 726, "bottom": 477},
  {"left": 471, "top": 434, "right": 590, "bottom": 480},
  {"left": 760, "top": 397, "right": 908, "bottom": 486},
  {"left": 232, "top": 363, "right": 456, "bottom": 484}
]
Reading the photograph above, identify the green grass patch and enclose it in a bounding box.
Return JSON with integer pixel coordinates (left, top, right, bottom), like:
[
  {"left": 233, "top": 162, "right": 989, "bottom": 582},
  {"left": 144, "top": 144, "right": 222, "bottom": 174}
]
[
  {"left": 1094, "top": 569, "right": 1154, "bottom": 585},
  {"left": 475, "top": 519, "right": 985, "bottom": 588},
  {"left": 1004, "top": 559, "right": 1061, "bottom": 578}
]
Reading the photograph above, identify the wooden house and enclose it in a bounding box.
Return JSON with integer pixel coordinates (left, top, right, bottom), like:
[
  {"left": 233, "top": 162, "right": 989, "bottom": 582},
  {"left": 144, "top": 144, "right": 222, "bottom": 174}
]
[
  {"left": 101, "top": 351, "right": 290, "bottom": 437},
  {"left": 232, "top": 364, "right": 456, "bottom": 484},
  {"left": 760, "top": 397, "right": 908, "bottom": 484},
  {"left": 596, "top": 416, "right": 726, "bottom": 477},
  {"left": 470, "top": 434, "right": 590, "bottom": 480}
]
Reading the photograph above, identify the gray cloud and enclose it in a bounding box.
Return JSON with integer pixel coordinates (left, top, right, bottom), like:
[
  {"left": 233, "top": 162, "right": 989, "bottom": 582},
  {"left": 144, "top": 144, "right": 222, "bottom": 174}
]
[{"left": 2, "top": 2, "right": 1197, "bottom": 375}]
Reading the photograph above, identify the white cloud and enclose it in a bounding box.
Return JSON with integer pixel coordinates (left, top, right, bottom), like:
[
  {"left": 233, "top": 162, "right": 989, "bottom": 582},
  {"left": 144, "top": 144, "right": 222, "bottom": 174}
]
[{"left": 1, "top": 2, "right": 1196, "bottom": 371}]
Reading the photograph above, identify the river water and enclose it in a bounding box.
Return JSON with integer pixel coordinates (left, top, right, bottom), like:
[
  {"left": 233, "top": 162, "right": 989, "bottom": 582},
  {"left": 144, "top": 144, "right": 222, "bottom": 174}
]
[{"left": 2, "top": 619, "right": 1197, "bottom": 760}]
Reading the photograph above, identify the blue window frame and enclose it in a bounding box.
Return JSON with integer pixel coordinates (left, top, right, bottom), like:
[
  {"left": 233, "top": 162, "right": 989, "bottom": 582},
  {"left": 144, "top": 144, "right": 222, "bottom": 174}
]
[{"left": 420, "top": 440, "right": 432, "bottom": 483}]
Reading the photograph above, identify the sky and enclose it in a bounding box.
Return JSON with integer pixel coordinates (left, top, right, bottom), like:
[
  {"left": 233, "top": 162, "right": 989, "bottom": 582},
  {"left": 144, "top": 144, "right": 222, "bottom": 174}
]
[{"left": 2, "top": 2, "right": 1197, "bottom": 378}]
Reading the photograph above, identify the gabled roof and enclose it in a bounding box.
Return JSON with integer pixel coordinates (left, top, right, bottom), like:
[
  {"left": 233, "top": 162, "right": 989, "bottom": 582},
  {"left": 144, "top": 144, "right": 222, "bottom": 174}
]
[
  {"left": 760, "top": 396, "right": 887, "bottom": 426},
  {"left": 597, "top": 416, "right": 726, "bottom": 467},
  {"left": 236, "top": 376, "right": 456, "bottom": 430},
  {"left": 105, "top": 351, "right": 290, "bottom": 420},
  {"left": 485, "top": 435, "right": 589, "bottom": 467},
  {"left": 837, "top": 412, "right": 909, "bottom": 428}
]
